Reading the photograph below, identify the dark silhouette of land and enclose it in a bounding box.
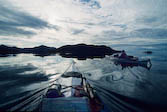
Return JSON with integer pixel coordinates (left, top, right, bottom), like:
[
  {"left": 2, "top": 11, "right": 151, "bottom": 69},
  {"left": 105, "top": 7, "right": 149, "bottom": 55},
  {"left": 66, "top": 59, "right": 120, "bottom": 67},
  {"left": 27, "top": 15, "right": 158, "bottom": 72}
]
[
  {"left": 0, "top": 45, "right": 56, "bottom": 57},
  {"left": 0, "top": 44, "right": 121, "bottom": 59},
  {"left": 57, "top": 44, "right": 120, "bottom": 59},
  {"left": 22, "top": 45, "right": 57, "bottom": 57},
  {"left": 144, "top": 51, "right": 153, "bottom": 54}
]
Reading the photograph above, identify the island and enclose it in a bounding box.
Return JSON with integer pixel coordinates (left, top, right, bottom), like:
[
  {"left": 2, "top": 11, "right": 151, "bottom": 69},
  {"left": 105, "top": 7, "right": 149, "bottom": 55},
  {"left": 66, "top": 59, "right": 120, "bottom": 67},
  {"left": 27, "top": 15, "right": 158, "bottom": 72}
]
[{"left": 0, "top": 44, "right": 121, "bottom": 59}]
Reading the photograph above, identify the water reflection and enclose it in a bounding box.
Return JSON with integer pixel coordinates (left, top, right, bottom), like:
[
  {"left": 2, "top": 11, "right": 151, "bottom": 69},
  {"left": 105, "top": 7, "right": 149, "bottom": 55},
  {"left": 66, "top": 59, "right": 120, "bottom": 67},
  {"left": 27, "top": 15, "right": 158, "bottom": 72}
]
[{"left": 0, "top": 45, "right": 167, "bottom": 111}]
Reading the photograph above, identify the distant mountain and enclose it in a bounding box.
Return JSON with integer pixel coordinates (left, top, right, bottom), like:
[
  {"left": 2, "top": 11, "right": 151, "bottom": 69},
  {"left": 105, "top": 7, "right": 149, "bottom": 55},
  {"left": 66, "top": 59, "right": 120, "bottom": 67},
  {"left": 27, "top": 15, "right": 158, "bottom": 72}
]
[
  {"left": 0, "top": 45, "right": 57, "bottom": 57},
  {"left": 57, "top": 44, "right": 120, "bottom": 59},
  {"left": 0, "top": 45, "right": 21, "bottom": 54},
  {"left": 0, "top": 44, "right": 120, "bottom": 59},
  {"left": 22, "top": 45, "right": 57, "bottom": 56}
]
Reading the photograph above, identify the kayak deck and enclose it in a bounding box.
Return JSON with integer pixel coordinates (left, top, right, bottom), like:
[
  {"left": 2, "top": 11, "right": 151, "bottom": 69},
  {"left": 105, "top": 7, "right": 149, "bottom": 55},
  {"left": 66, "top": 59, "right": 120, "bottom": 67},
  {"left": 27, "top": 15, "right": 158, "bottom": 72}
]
[{"left": 41, "top": 97, "right": 90, "bottom": 112}]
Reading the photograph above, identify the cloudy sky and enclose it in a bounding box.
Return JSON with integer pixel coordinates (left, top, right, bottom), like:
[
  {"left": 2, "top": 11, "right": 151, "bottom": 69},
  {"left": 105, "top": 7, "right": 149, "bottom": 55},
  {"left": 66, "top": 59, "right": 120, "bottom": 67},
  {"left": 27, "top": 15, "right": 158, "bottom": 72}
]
[{"left": 0, "top": 0, "right": 167, "bottom": 47}]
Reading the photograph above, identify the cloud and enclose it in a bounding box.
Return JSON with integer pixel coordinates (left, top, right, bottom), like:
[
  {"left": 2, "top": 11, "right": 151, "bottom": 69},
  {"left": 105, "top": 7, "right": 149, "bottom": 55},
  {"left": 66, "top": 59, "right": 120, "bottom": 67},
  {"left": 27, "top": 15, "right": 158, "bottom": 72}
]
[
  {"left": 58, "top": 19, "right": 96, "bottom": 26},
  {"left": 0, "top": 25, "right": 36, "bottom": 36},
  {"left": 98, "top": 28, "right": 167, "bottom": 40},
  {"left": 112, "top": 24, "right": 127, "bottom": 30},
  {"left": 0, "top": 4, "right": 58, "bottom": 36},
  {"left": 101, "top": 30, "right": 125, "bottom": 37},
  {"left": 92, "top": 30, "right": 128, "bottom": 44},
  {"left": 0, "top": 0, "right": 167, "bottom": 47},
  {"left": 141, "top": 17, "right": 158, "bottom": 24},
  {"left": 131, "top": 28, "right": 167, "bottom": 38},
  {"left": 71, "top": 29, "right": 85, "bottom": 35},
  {"left": 78, "top": 0, "right": 101, "bottom": 9}
]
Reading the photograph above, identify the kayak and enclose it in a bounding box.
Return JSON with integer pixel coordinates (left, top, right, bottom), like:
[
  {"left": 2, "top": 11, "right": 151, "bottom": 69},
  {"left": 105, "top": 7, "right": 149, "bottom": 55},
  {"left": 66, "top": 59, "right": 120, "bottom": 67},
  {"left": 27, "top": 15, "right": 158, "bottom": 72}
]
[
  {"left": 106, "top": 55, "right": 152, "bottom": 70},
  {"left": 0, "top": 61, "right": 109, "bottom": 112},
  {"left": 40, "top": 61, "right": 109, "bottom": 112}
]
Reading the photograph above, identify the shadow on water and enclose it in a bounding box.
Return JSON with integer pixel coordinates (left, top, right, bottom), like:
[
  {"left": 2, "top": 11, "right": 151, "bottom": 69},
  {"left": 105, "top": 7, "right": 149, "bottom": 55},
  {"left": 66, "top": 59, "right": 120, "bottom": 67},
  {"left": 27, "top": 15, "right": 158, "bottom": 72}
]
[
  {"left": 0, "top": 64, "right": 49, "bottom": 105},
  {"left": 88, "top": 79, "right": 167, "bottom": 112}
]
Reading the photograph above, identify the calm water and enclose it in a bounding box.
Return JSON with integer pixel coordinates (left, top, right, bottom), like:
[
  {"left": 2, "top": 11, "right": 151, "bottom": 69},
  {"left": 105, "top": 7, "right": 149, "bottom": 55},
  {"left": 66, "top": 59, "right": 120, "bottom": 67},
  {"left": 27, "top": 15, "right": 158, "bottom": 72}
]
[{"left": 0, "top": 44, "right": 167, "bottom": 112}]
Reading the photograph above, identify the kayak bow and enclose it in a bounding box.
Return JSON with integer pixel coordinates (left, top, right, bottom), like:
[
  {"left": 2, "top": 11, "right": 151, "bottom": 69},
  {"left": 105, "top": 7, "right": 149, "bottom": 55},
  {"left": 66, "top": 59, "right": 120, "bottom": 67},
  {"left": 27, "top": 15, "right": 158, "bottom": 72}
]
[{"left": 40, "top": 60, "right": 109, "bottom": 112}]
